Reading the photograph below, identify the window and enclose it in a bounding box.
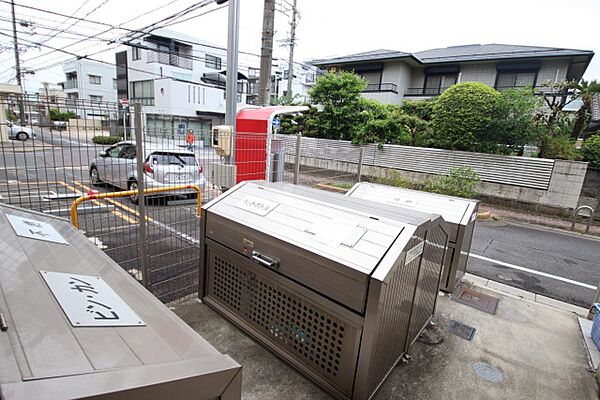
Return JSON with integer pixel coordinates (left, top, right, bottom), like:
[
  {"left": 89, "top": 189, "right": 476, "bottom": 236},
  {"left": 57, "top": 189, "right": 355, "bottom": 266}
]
[
  {"left": 495, "top": 62, "right": 539, "bottom": 90},
  {"left": 131, "top": 80, "right": 154, "bottom": 105},
  {"left": 248, "top": 67, "right": 260, "bottom": 78},
  {"left": 132, "top": 46, "right": 141, "bottom": 60},
  {"left": 89, "top": 75, "right": 101, "bottom": 85},
  {"left": 113, "top": 78, "right": 118, "bottom": 89},
  {"left": 495, "top": 71, "right": 536, "bottom": 90},
  {"left": 120, "top": 145, "right": 136, "bottom": 159},
  {"left": 106, "top": 144, "right": 125, "bottom": 158},
  {"left": 283, "top": 70, "right": 289, "bottom": 80},
  {"left": 89, "top": 95, "right": 103, "bottom": 102},
  {"left": 423, "top": 73, "right": 457, "bottom": 95},
  {"left": 205, "top": 54, "right": 222, "bottom": 70}
]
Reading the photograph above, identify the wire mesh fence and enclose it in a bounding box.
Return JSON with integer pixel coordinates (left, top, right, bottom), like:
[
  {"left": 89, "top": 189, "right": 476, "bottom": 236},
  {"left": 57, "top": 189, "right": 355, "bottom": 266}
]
[{"left": 0, "top": 94, "right": 366, "bottom": 302}]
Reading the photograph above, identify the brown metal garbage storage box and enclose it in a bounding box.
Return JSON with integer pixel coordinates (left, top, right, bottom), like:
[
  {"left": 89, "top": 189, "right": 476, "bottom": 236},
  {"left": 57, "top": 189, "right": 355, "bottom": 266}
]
[
  {"left": 0, "top": 203, "right": 241, "bottom": 400},
  {"left": 199, "top": 181, "right": 448, "bottom": 400},
  {"left": 347, "top": 182, "right": 479, "bottom": 292}
]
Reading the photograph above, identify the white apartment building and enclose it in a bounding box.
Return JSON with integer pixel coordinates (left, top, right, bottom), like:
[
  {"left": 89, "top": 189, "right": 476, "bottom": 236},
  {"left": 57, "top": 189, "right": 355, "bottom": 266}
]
[
  {"left": 125, "top": 28, "right": 316, "bottom": 137},
  {"left": 126, "top": 28, "right": 244, "bottom": 138},
  {"left": 62, "top": 59, "right": 117, "bottom": 118}
]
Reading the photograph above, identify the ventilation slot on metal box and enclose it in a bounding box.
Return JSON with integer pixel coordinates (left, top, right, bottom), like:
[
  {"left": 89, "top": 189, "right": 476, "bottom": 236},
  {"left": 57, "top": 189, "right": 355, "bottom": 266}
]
[{"left": 208, "top": 249, "right": 355, "bottom": 393}]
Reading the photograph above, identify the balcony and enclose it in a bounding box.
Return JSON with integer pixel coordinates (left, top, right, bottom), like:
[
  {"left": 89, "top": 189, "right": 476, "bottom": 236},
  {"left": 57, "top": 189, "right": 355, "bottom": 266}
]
[
  {"left": 131, "top": 97, "right": 155, "bottom": 106},
  {"left": 404, "top": 86, "right": 453, "bottom": 97},
  {"left": 363, "top": 82, "right": 398, "bottom": 93},
  {"left": 147, "top": 51, "right": 192, "bottom": 70},
  {"left": 63, "top": 80, "right": 78, "bottom": 90}
]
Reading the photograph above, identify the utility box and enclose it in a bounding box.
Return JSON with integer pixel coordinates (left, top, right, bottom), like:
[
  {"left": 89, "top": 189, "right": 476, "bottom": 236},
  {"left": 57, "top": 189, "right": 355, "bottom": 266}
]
[
  {"left": 200, "top": 181, "right": 448, "bottom": 400},
  {"left": 211, "top": 162, "right": 238, "bottom": 189},
  {"left": 347, "top": 182, "right": 479, "bottom": 292},
  {"left": 0, "top": 203, "right": 241, "bottom": 400},
  {"left": 212, "top": 125, "right": 233, "bottom": 157}
]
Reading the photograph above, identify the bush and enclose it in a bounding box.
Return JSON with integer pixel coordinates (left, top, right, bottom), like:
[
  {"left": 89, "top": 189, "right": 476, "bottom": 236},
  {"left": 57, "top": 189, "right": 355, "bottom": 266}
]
[
  {"left": 541, "top": 134, "right": 577, "bottom": 160},
  {"left": 376, "top": 170, "right": 422, "bottom": 190},
  {"left": 424, "top": 166, "right": 480, "bottom": 199},
  {"left": 431, "top": 82, "right": 499, "bottom": 152},
  {"left": 92, "top": 135, "right": 123, "bottom": 145},
  {"left": 582, "top": 133, "right": 600, "bottom": 167}
]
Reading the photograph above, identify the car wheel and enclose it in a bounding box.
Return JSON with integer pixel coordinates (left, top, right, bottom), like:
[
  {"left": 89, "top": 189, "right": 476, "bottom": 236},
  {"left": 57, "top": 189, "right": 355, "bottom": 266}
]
[
  {"left": 16, "top": 132, "right": 28, "bottom": 141},
  {"left": 128, "top": 180, "right": 139, "bottom": 204},
  {"left": 90, "top": 167, "right": 102, "bottom": 186}
]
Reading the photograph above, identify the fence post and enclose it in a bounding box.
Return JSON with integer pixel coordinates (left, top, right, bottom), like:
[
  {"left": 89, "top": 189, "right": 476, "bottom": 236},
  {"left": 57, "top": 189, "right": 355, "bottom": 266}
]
[
  {"left": 134, "top": 103, "right": 150, "bottom": 288},
  {"left": 357, "top": 147, "right": 364, "bottom": 182},
  {"left": 293, "top": 134, "right": 301, "bottom": 184}
]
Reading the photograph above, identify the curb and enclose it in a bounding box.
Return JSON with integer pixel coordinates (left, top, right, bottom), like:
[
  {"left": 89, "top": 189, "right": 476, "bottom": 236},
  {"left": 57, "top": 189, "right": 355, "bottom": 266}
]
[{"left": 463, "top": 273, "right": 589, "bottom": 318}]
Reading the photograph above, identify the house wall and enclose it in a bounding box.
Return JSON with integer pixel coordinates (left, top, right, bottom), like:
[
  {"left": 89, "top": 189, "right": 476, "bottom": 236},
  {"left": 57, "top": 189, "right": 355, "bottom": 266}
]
[
  {"left": 62, "top": 60, "right": 117, "bottom": 118},
  {"left": 537, "top": 58, "right": 569, "bottom": 84}
]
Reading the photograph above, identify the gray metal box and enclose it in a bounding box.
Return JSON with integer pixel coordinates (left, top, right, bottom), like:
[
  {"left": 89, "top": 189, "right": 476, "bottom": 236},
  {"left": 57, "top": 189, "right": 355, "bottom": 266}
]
[
  {"left": 200, "top": 181, "right": 448, "bottom": 399},
  {"left": 0, "top": 204, "right": 241, "bottom": 400},
  {"left": 347, "top": 182, "right": 479, "bottom": 292}
]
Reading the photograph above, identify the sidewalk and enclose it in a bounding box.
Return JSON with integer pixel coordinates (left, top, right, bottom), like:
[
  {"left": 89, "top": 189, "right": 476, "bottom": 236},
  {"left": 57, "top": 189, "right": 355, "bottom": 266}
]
[
  {"left": 173, "top": 277, "right": 598, "bottom": 399},
  {"left": 480, "top": 203, "right": 600, "bottom": 236}
]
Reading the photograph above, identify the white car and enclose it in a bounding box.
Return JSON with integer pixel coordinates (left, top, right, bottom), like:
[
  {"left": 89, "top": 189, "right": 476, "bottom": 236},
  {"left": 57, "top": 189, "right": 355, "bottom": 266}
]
[
  {"left": 90, "top": 141, "right": 206, "bottom": 204},
  {"left": 5, "top": 121, "right": 36, "bottom": 141}
]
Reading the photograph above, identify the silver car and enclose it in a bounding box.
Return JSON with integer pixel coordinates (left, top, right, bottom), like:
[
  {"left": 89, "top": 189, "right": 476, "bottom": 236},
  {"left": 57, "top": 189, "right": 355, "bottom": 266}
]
[
  {"left": 5, "top": 121, "right": 36, "bottom": 141},
  {"left": 90, "top": 141, "right": 206, "bottom": 203}
]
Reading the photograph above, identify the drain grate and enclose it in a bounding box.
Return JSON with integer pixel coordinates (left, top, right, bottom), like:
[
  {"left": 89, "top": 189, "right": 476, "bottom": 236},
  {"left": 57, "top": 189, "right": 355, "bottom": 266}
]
[
  {"left": 447, "top": 320, "right": 476, "bottom": 341},
  {"left": 452, "top": 285, "right": 499, "bottom": 315},
  {"left": 473, "top": 362, "right": 503, "bottom": 383}
]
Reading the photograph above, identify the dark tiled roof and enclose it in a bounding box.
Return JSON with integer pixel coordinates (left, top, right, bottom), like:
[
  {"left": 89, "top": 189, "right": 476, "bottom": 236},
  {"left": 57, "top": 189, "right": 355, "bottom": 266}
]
[
  {"left": 310, "top": 49, "right": 412, "bottom": 66},
  {"left": 311, "top": 44, "right": 593, "bottom": 66},
  {"left": 414, "top": 43, "right": 593, "bottom": 63}
]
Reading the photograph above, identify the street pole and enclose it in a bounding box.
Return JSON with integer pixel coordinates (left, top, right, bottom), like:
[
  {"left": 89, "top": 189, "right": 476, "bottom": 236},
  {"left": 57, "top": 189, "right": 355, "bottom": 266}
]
[
  {"left": 286, "top": 0, "right": 298, "bottom": 98},
  {"left": 10, "top": 0, "right": 25, "bottom": 124},
  {"left": 258, "top": 0, "right": 275, "bottom": 106},
  {"left": 123, "top": 107, "right": 127, "bottom": 140},
  {"left": 225, "top": 0, "right": 240, "bottom": 164},
  {"left": 134, "top": 103, "right": 149, "bottom": 288}
]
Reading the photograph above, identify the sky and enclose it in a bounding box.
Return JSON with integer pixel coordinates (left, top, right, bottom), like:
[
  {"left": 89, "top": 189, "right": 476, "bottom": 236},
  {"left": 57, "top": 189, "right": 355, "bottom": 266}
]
[{"left": 0, "top": 0, "right": 598, "bottom": 92}]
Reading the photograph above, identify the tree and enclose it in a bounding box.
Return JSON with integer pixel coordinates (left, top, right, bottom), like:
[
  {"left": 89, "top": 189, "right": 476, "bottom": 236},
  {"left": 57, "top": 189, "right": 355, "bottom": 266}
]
[
  {"left": 570, "top": 79, "right": 600, "bottom": 139},
  {"left": 489, "top": 87, "right": 542, "bottom": 154},
  {"left": 431, "top": 82, "right": 499, "bottom": 152},
  {"left": 401, "top": 98, "right": 436, "bottom": 121},
  {"left": 353, "top": 99, "right": 411, "bottom": 146},
  {"left": 307, "top": 71, "right": 366, "bottom": 140}
]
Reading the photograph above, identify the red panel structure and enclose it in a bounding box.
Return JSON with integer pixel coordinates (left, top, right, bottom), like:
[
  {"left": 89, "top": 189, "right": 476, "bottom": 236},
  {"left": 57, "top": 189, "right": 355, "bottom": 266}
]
[{"left": 234, "top": 106, "right": 308, "bottom": 183}]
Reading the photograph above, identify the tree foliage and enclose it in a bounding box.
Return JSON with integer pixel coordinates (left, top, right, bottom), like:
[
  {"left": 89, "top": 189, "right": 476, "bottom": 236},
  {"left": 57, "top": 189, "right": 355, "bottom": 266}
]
[
  {"left": 582, "top": 133, "right": 600, "bottom": 167},
  {"left": 489, "top": 87, "right": 543, "bottom": 154},
  {"left": 431, "top": 82, "right": 499, "bottom": 151},
  {"left": 50, "top": 109, "right": 76, "bottom": 121},
  {"left": 307, "top": 71, "right": 366, "bottom": 140},
  {"left": 353, "top": 99, "right": 411, "bottom": 146}
]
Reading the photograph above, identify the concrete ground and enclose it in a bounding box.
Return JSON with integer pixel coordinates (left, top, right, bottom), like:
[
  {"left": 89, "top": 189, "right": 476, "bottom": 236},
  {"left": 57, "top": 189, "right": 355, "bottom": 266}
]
[{"left": 173, "top": 278, "right": 598, "bottom": 400}]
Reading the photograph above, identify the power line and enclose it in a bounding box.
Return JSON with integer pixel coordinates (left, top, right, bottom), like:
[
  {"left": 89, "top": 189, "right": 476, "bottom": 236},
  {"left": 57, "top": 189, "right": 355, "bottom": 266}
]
[{"left": 33, "top": 0, "right": 94, "bottom": 43}]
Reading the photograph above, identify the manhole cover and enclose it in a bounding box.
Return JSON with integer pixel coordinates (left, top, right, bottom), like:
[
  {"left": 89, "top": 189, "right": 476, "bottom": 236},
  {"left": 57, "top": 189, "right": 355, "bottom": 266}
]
[
  {"left": 473, "top": 362, "right": 503, "bottom": 383},
  {"left": 452, "top": 285, "right": 499, "bottom": 315},
  {"left": 447, "top": 320, "right": 476, "bottom": 341}
]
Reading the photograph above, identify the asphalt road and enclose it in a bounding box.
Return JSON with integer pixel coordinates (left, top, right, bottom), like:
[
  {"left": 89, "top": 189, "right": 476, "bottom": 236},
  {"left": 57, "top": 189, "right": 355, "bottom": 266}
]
[{"left": 469, "top": 220, "right": 600, "bottom": 307}]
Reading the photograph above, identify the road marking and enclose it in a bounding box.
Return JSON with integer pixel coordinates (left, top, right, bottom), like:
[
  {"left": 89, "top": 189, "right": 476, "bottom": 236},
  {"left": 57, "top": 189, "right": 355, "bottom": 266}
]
[
  {"left": 57, "top": 181, "right": 138, "bottom": 226},
  {"left": 469, "top": 253, "right": 597, "bottom": 290},
  {"left": 71, "top": 180, "right": 154, "bottom": 222}
]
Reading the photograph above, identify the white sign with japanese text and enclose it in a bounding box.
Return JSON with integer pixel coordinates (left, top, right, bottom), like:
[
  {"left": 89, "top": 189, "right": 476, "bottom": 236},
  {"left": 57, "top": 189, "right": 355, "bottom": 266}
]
[
  {"left": 40, "top": 271, "right": 145, "bottom": 327},
  {"left": 235, "top": 196, "right": 279, "bottom": 216},
  {"left": 6, "top": 214, "right": 68, "bottom": 245}
]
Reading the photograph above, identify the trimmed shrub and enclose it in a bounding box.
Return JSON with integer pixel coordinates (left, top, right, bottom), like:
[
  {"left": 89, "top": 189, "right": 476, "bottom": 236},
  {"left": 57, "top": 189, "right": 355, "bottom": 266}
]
[
  {"left": 542, "top": 134, "right": 577, "bottom": 160},
  {"left": 92, "top": 135, "right": 123, "bottom": 145},
  {"left": 431, "top": 82, "right": 499, "bottom": 152}
]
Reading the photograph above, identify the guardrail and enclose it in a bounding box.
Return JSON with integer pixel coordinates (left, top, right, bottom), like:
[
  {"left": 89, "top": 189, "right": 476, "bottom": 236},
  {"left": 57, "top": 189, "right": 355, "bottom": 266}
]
[{"left": 70, "top": 184, "right": 202, "bottom": 229}]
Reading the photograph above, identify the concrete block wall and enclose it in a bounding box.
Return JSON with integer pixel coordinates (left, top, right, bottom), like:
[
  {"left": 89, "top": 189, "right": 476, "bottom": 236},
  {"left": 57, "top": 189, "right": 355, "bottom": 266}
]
[{"left": 289, "top": 155, "right": 588, "bottom": 212}]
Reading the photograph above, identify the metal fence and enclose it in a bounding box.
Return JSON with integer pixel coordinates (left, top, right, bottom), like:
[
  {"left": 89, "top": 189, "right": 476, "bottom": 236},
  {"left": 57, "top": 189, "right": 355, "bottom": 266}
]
[{"left": 0, "top": 94, "right": 270, "bottom": 303}]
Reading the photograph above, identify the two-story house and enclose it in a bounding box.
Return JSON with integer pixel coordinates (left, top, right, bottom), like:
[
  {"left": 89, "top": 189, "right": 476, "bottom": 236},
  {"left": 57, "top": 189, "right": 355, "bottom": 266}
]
[{"left": 311, "top": 44, "right": 594, "bottom": 104}]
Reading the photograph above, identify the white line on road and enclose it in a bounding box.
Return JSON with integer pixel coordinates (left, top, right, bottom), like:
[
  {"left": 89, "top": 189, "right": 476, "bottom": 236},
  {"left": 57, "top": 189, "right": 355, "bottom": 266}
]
[{"left": 470, "top": 253, "right": 597, "bottom": 290}]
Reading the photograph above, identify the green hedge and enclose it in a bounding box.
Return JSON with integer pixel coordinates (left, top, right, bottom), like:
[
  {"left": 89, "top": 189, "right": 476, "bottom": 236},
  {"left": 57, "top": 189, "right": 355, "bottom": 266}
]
[{"left": 92, "top": 136, "right": 123, "bottom": 145}]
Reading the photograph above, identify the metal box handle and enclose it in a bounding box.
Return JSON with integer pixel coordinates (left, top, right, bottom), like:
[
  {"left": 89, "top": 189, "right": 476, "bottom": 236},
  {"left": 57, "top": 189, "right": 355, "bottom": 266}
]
[{"left": 251, "top": 251, "right": 280, "bottom": 271}]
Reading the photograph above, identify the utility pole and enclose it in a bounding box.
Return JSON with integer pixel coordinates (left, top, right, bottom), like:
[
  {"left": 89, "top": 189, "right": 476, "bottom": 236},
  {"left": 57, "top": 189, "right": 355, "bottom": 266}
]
[
  {"left": 258, "top": 0, "right": 275, "bottom": 106},
  {"left": 285, "top": 0, "right": 298, "bottom": 98},
  {"left": 224, "top": 0, "right": 239, "bottom": 163},
  {"left": 10, "top": 0, "right": 25, "bottom": 124}
]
